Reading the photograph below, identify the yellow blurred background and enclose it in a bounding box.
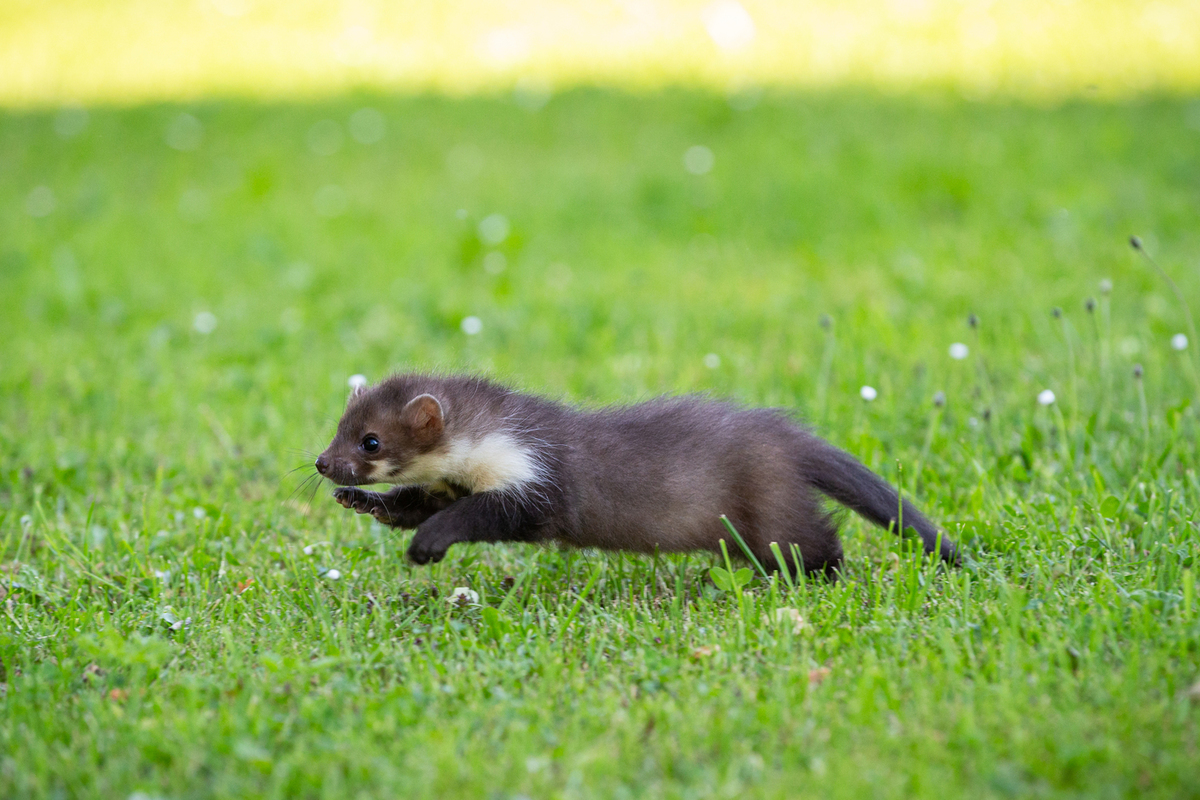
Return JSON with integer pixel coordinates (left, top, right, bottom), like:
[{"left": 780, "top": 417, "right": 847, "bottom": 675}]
[{"left": 3, "top": 0, "right": 1198, "bottom": 107}]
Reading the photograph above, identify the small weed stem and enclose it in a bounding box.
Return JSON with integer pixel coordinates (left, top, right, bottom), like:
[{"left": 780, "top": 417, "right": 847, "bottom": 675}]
[{"left": 816, "top": 317, "right": 836, "bottom": 421}]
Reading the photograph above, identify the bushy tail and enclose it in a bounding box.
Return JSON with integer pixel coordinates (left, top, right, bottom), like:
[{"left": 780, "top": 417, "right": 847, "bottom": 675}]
[{"left": 809, "top": 443, "right": 958, "bottom": 564}]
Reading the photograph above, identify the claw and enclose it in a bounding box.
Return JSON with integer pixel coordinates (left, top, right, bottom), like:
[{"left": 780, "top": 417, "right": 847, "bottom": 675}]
[{"left": 334, "top": 487, "right": 380, "bottom": 517}]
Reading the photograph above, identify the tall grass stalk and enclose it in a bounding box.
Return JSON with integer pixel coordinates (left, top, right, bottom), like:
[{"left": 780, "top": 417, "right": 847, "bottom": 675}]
[
  {"left": 1132, "top": 236, "right": 1200, "bottom": 398},
  {"left": 1056, "top": 310, "right": 1080, "bottom": 437}
]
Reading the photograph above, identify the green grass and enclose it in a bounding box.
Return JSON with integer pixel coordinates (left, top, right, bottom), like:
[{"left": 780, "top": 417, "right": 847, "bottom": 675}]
[{"left": 2, "top": 88, "right": 1199, "bottom": 798}]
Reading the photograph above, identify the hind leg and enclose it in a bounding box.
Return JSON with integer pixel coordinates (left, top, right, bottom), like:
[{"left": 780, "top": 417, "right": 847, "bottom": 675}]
[
  {"left": 752, "top": 502, "right": 844, "bottom": 581},
  {"left": 758, "top": 528, "right": 843, "bottom": 580},
  {"left": 726, "top": 467, "right": 845, "bottom": 581}
]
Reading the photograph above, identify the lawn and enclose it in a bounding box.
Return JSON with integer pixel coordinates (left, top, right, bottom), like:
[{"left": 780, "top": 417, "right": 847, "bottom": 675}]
[{"left": 2, "top": 84, "right": 1199, "bottom": 797}]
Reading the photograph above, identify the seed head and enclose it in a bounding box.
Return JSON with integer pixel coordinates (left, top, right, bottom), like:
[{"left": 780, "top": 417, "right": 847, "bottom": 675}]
[
  {"left": 1052, "top": 307, "right": 1062, "bottom": 319},
  {"left": 447, "top": 586, "right": 480, "bottom": 606},
  {"left": 1129, "top": 235, "right": 1143, "bottom": 251},
  {"left": 1133, "top": 363, "right": 1143, "bottom": 379},
  {"left": 932, "top": 391, "right": 946, "bottom": 407},
  {"left": 1085, "top": 297, "right": 1096, "bottom": 313},
  {"left": 967, "top": 313, "right": 978, "bottom": 329},
  {"left": 1099, "top": 279, "right": 1112, "bottom": 295},
  {"left": 819, "top": 314, "right": 832, "bottom": 331}
]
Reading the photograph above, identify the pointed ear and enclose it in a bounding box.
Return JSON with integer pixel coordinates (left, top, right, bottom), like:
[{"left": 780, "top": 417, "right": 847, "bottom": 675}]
[
  {"left": 400, "top": 393, "right": 445, "bottom": 445},
  {"left": 348, "top": 376, "right": 369, "bottom": 404}
]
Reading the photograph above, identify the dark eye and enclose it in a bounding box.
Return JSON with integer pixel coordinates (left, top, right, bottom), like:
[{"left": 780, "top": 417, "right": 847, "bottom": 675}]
[{"left": 361, "top": 435, "right": 380, "bottom": 453}]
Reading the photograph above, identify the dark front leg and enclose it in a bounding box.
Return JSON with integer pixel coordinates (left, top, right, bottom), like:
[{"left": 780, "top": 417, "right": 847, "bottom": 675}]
[
  {"left": 333, "top": 486, "right": 455, "bottom": 529},
  {"left": 407, "top": 491, "right": 548, "bottom": 565}
]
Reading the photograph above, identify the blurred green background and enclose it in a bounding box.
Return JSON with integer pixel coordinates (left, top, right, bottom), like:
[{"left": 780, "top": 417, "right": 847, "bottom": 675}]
[{"left": 2, "top": 2, "right": 1199, "bottom": 798}]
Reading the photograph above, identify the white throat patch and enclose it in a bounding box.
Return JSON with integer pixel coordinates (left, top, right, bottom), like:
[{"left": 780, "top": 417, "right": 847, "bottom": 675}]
[{"left": 377, "top": 431, "right": 543, "bottom": 494}]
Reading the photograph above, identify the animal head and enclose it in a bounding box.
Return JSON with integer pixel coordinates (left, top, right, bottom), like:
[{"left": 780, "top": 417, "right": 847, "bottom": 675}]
[{"left": 315, "top": 380, "right": 446, "bottom": 486}]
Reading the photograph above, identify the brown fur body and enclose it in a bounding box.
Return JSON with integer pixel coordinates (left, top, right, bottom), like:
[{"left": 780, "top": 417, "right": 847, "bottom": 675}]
[{"left": 315, "top": 374, "right": 957, "bottom": 577}]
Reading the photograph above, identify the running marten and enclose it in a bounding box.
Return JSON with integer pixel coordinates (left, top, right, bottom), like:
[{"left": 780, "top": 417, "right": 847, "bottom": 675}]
[{"left": 315, "top": 374, "right": 957, "bottom": 577}]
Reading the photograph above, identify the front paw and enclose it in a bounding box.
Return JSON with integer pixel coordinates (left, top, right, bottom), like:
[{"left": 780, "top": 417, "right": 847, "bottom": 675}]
[
  {"left": 406, "top": 533, "right": 446, "bottom": 565},
  {"left": 406, "top": 522, "right": 462, "bottom": 565},
  {"left": 334, "top": 487, "right": 381, "bottom": 516}
]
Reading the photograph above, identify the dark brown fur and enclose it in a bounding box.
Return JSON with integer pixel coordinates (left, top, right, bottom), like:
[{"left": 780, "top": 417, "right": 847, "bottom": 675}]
[{"left": 316, "top": 374, "right": 958, "bottom": 577}]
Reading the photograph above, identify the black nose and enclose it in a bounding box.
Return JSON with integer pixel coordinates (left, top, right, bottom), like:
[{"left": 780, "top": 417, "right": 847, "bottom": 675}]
[{"left": 315, "top": 455, "right": 329, "bottom": 475}]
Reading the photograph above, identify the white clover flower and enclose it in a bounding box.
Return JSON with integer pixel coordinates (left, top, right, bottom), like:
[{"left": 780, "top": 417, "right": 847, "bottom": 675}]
[
  {"left": 482, "top": 251, "right": 507, "bottom": 275},
  {"left": 325, "top": 568, "right": 341, "bottom": 580},
  {"left": 461, "top": 316, "right": 483, "bottom": 335},
  {"left": 54, "top": 105, "right": 88, "bottom": 138},
  {"left": 26, "top": 186, "right": 55, "bottom": 217},
  {"left": 348, "top": 107, "right": 385, "bottom": 144},
  {"left": 313, "top": 184, "right": 348, "bottom": 217},
  {"left": 703, "top": 353, "right": 721, "bottom": 369},
  {"left": 192, "top": 507, "right": 207, "bottom": 519},
  {"left": 166, "top": 113, "right": 203, "bottom": 151},
  {"left": 178, "top": 188, "right": 209, "bottom": 221},
  {"left": 514, "top": 76, "right": 553, "bottom": 112},
  {"left": 348, "top": 374, "right": 368, "bottom": 390},
  {"left": 683, "top": 145, "right": 715, "bottom": 175},
  {"left": 447, "top": 587, "right": 480, "bottom": 606},
  {"left": 478, "top": 214, "right": 510, "bottom": 245},
  {"left": 1037, "top": 389, "right": 1056, "bottom": 406},
  {"left": 772, "top": 607, "right": 805, "bottom": 634},
  {"left": 948, "top": 343, "right": 969, "bottom": 360},
  {"left": 303, "top": 545, "right": 315, "bottom": 556},
  {"left": 860, "top": 385, "right": 877, "bottom": 402},
  {"left": 1099, "top": 278, "right": 1112, "bottom": 295},
  {"left": 1171, "top": 333, "right": 1188, "bottom": 351},
  {"left": 193, "top": 311, "right": 217, "bottom": 334}
]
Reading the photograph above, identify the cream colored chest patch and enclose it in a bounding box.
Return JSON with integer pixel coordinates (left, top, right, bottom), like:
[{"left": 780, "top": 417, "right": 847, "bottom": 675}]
[{"left": 389, "top": 431, "right": 543, "bottom": 493}]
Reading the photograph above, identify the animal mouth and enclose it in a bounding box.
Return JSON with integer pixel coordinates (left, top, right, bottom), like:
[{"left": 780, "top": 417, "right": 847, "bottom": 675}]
[{"left": 323, "top": 463, "right": 365, "bottom": 487}]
